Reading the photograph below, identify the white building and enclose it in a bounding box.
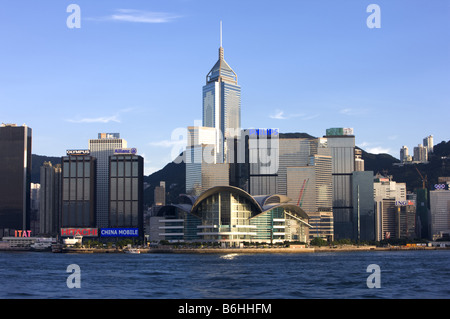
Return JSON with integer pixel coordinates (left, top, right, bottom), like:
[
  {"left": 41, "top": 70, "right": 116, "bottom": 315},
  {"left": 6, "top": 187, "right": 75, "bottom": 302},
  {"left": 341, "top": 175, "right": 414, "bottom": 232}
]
[
  {"left": 430, "top": 188, "right": 450, "bottom": 240},
  {"left": 88, "top": 133, "right": 127, "bottom": 228}
]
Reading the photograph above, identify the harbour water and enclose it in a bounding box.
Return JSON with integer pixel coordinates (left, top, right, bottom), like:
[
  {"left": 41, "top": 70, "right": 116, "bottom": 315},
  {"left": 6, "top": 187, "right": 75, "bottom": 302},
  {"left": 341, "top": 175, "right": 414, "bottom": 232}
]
[{"left": 0, "top": 250, "right": 449, "bottom": 299}]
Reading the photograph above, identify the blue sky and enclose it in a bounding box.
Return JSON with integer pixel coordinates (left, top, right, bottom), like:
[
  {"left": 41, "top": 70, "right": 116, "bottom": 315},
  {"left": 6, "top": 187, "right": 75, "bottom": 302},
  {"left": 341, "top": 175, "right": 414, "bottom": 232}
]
[{"left": 1, "top": 0, "right": 449, "bottom": 175}]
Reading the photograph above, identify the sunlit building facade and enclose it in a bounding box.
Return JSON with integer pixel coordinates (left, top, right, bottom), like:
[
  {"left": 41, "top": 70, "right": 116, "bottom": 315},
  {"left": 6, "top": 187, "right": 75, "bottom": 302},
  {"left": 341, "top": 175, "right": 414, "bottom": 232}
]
[{"left": 150, "top": 186, "right": 311, "bottom": 245}]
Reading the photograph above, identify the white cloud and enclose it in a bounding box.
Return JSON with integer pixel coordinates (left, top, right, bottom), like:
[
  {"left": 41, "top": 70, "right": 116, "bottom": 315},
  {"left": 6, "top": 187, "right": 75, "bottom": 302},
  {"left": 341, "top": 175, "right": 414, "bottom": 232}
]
[
  {"left": 366, "top": 146, "right": 391, "bottom": 154},
  {"left": 67, "top": 115, "right": 120, "bottom": 124},
  {"left": 270, "top": 110, "right": 288, "bottom": 120},
  {"left": 269, "top": 109, "right": 318, "bottom": 120},
  {"left": 66, "top": 108, "right": 134, "bottom": 124},
  {"left": 88, "top": 9, "right": 181, "bottom": 24}
]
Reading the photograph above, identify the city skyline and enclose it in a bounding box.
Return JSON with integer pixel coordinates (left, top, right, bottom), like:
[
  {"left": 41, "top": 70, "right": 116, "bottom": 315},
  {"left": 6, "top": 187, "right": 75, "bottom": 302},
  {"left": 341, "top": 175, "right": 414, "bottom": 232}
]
[{"left": 1, "top": 0, "right": 449, "bottom": 175}]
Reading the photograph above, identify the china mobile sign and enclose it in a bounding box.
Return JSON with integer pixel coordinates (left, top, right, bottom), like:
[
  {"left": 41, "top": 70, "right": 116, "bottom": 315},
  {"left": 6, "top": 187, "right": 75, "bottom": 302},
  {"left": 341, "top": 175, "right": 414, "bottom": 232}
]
[
  {"left": 61, "top": 228, "right": 98, "bottom": 237},
  {"left": 100, "top": 228, "right": 139, "bottom": 237}
]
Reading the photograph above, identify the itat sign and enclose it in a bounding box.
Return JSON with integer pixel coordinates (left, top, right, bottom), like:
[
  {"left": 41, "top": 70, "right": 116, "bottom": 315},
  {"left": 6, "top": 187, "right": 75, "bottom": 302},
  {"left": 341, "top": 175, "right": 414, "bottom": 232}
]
[{"left": 15, "top": 230, "right": 32, "bottom": 237}]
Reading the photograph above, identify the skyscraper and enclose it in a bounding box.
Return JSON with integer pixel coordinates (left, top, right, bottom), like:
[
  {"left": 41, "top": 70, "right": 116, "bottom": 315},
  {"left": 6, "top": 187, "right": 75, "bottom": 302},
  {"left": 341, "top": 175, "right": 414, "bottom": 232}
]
[
  {"left": 423, "top": 135, "right": 433, "bottom": 154},
  {"left": 413, "top": 144, "right": 428, "bottom": 163},
  {"left": 202, "top": 22, "right": 241, "bottom": 162},
  {"left": 109, "top": 153, "right": 144, "bottom": 238},
  {"left": 324, "top": 128, "right": 355, "bottom": 240},
  {"left": 89, "top": 133, "right": 127, "bottom": 228},
  {"left": 0, "top": 124, "right": 32, "bottom": 236},
  {"left": 400, "top": 145, "right": 409, "bottom": 163},
  {"left": 61, "top": 151, "right": 97, "bottom": 228},
  {"left": 39, "top": 162, "right": 61, "bottom": 236}
]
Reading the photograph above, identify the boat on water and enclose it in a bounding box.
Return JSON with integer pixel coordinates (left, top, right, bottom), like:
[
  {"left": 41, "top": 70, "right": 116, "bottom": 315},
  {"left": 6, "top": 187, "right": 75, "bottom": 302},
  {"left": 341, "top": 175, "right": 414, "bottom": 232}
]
[
  {"left": 51, "top": 243, "right": 63, "bottom": 253},
  {"left": 125, "top": 248, "right": 141, "bottom": 254},
  {"left": 30, "top": 241, "right": 52, "bottom": 251}
]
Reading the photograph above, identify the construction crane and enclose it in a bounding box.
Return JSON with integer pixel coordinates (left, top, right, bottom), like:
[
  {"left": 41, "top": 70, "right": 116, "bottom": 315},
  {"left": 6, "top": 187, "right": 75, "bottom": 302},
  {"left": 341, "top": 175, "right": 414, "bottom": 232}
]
[
  {"left": 297, "top": 179, "right": 309, "bottom": 207},
  {"left": 414, "top": 165, "right": 428, "bottom": 189}
]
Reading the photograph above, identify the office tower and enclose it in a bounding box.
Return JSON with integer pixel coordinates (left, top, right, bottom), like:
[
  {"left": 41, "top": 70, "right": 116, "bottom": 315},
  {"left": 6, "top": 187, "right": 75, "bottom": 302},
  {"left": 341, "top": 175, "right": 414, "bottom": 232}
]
[
  {"left": 430, "top": 187, "right": 450, "bottom": 240},
  {"left": 154, "top": 181, "right": 166, "bottom": 206},
  {"left": 39, "top": 162, "right": 61, "bottom": 236},
  {"left": 396, "top": 203, "right": 417, "bottom": 239},
  {"left": 413, "top": 144, "right": 428, "bottom": 163},
  {"left": 325, "top": 128, "right": 355, "bottom": 240},
  {"left": 373, "top": 174, "right": 407, "bottom": 201},
  {"left": 423, "top": 135, "right": 434, "bottom": 154},
  {"left": 400, "top": 146, "right": 409, "bottom": 163},
  {"left": 30, "top": 183, "right": 40, "bottom": 235},
  {"left": 373, "top": 175, "right": 408, "bottom": 241},
  {"left": 202, "top": 23, "right": 241, "bottom": 162},
  {"left": 109, "top": 153, "right": 144, "bottom": 237},
  {"left": 185, "top": 126, "right": 231, "bottom": 195},
  {"left": 277, "top": 137, "right": 316, "bottom": 196},
  {"left": 0, "top": 124, "right": 32, "bottom": 236},
  {"left": 61, "top": 151, "right": 97, "bottom": 228},
  {"left": 245, "top": 129, "right": 279, "bottom": 195},
  {"left": 89, "top": 133, "right": 127, "bottom": 228},
  {"left": 352, "top": 171, "right": 375, "bottom": 241},
  {"left": 354, "top": 149, "right": 365, "bottom": 171},
  {"left": 415, "top": 188, "right": 429, "bottom": 239}
]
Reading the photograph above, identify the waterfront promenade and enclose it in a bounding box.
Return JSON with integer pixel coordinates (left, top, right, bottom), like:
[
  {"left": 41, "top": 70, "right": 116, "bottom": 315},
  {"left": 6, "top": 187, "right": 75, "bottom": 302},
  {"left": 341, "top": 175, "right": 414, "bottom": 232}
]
[{"left": 56, "top": 245, "right": 448, "bottom": 254}]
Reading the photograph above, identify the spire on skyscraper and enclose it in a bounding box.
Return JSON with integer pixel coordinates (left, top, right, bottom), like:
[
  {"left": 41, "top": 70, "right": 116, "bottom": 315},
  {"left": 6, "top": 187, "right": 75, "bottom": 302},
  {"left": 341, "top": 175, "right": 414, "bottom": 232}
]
[{"left": 206, "top": 21, "right": 238, "bottom": 84}]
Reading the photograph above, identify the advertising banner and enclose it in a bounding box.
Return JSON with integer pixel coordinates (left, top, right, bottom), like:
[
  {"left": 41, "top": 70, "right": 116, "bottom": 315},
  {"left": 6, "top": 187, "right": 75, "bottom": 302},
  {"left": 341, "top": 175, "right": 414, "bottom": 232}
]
[
  {"left": 61, "top": 228, "right": 98, "bottom": 237},
  {"left": 100, "top": 228, "right": 139, "bottom": 237}
]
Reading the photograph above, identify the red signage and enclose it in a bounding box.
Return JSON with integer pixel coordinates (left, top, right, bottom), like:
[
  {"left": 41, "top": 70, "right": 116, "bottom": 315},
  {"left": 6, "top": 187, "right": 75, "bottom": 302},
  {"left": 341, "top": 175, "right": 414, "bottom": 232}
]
[
  {"left": 15, "top": 230, "right": 32, "bottom": 237},
  {"left": 61, "top": 228, "right": 98, "bottom": 237}
]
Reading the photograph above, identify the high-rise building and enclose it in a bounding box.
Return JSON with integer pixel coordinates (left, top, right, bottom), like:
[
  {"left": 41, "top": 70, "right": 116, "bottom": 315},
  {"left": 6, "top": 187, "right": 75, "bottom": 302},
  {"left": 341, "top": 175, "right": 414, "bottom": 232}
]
[
  {"left": 89, "top": 133, "right": 127, "bottom": 228},
  {"left": 423, "top": 135, "right": 434, "bottom": 154},
  {"left": 415, "top": 188, "right": 429, "bottom": 239},
  {"left": 373, "top": 175, "right": 408, "bottom": 241},
  {"left": 0, "top": 124, "right": 32, "bottom": 236},
  {"left": 325, "top": 128, "right": 356, "bottom": 240},
  {"left": 413, "top": 144, "right": 428, "bottom": 163},
  {"left": 354, "top": 149, "right": 365, "bottom": 171},
  {"left": 202, "top": 23, "right": 241, "bottom": 162},
  {"left": 373, "top": 174, "right": 407, "bottom": 201},
  {"left": 61, "top": 151, "right": 97, "bottom": 228},
  {"left": 352, "top": 171, "right": 375, "bottom": 241},
  {"left": 400, "top": 145, "right": 409, "bottom": 163},
  {"left": 244, "top": 129, "right": 279, "bottom": 196},
  {"left": 39, "top": 162, "right": 61, "bottom": 236},
  {"left": 154, "top": 181, "right": 166, "bottom": 206},
  {"left": 430, "top": 187, "right": 450, "bottom": 240},
  {"left": 109, "top": 153, "right": 144, "bottom": 238}
]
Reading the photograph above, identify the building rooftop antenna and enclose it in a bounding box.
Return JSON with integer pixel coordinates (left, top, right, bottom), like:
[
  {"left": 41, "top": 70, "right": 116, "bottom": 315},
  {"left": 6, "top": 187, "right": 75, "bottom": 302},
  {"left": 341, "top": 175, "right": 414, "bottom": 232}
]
[{"left": 220, "top": 20, "right": 223, "bottom": 48}]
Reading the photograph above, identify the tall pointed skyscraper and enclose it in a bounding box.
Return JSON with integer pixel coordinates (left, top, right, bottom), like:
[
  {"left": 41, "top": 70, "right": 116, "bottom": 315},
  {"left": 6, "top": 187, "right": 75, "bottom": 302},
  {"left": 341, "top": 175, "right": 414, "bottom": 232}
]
[{"left": 202, "top": 22, "right": 241, "bottom": 162}]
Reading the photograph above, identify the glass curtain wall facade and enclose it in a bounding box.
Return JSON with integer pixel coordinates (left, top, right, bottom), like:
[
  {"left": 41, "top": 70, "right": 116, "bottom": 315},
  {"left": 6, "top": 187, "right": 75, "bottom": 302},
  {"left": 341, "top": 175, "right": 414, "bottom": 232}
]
[
  {"left": 109, "top": 154, "right": 144, "bottom": 237},
  {"left": 61, "top": 155, "right": 96, "bottom": 228},
  {"left": 151, "top": 186, "right": 311, "bottom": 245},
  {"left": 0, "top": 124, "right": 32, "bottom": 235},
  {"left": 352, "top": 171, "right": 375, "bottom": 241},
  {"left": 203, "top": 46, "right": 241, "bottom": 163},
  {"left": 325, "top": 133, "right": 356, "bottom": 240},
  {"left": 39, "top": 162, "right": 61, "bottom": 236}
]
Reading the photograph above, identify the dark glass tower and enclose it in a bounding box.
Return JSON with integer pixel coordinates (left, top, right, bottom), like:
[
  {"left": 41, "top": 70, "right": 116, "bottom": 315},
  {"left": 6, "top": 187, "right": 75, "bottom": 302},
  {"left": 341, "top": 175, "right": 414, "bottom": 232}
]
[
  {"left": 61, "top": 153, "right": 97, "bottom": 228},
  {"left": 0, "top": 124, "right": 32, "bottom": 236},
  {"left": 109, "top": 154, "right": 144, "bottom": 238}
]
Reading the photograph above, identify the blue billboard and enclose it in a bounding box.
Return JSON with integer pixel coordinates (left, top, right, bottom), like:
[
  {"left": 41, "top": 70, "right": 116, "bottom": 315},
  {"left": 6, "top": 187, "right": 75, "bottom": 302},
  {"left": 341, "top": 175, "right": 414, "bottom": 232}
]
[{"left": 100, "top": 228, "right": 139, "bottom": 237}]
